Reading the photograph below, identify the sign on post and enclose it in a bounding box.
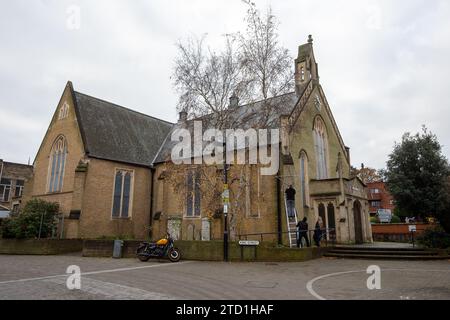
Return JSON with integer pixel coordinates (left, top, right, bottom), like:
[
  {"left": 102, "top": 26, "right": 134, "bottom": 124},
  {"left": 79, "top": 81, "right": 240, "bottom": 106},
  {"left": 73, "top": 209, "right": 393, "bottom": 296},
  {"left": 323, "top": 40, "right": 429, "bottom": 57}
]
[
  {"left": 239, "top": 240, "right": 260, "bottom": 246},
  {"left": 408, "top": 225, "right": 417, "bottom": 232}
]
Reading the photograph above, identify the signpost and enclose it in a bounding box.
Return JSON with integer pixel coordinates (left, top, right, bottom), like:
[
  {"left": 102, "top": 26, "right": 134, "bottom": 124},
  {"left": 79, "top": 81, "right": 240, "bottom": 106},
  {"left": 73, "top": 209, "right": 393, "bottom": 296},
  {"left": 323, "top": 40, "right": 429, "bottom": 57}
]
[
  {"left": 377, "top": 209, "right": 392, "bottom": 223},
  {"left": 409, "top": 225, "right": 417, "bottom": 247},
  {"left": 239, "top": 240, "right": 260, "bottom": 261}
]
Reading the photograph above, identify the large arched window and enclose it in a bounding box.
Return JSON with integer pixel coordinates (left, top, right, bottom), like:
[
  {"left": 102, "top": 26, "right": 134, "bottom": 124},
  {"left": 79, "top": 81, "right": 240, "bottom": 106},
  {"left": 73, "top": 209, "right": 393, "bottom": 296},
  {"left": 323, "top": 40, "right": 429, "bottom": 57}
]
[
  {"left": 313, "top": 117, "right": 329, "bottom": 179},
  {"left": 48, "top": 136, "right": 67, "bottom": 193},
  {"left": 299, "top": 151, "right": 310, "bottom": 208}
]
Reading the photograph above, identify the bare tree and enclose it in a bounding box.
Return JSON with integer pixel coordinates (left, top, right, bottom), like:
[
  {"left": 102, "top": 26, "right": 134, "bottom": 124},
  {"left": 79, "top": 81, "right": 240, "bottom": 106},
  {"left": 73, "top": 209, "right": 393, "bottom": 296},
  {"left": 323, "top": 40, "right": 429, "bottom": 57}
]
[
  {"left": 173, "top": 1, "right": 294, "bottom": 128},
  {"left": 168, "top": 1, "right": 294, "bottom": 239}
]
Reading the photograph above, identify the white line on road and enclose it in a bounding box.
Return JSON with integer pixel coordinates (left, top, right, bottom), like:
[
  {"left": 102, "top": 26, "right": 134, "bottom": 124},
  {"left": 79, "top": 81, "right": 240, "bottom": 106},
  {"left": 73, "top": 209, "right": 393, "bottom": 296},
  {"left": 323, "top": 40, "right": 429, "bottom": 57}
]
[
  {"left": 306, "top": 268, "right": 450, "bottom": 300},
  {"left": 0, "top": 261, "right": 193, "bottom": 285}
]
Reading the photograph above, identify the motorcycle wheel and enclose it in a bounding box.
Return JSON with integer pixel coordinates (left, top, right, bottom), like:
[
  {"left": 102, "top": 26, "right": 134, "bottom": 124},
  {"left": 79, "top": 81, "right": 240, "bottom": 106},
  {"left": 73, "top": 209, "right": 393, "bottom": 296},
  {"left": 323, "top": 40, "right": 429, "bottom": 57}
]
[
  {"left": 168, "top": 248, "right": 181, "bottom": 263},
  {"left": 137, "top": 247, "right": 151, "bottom": 262}
]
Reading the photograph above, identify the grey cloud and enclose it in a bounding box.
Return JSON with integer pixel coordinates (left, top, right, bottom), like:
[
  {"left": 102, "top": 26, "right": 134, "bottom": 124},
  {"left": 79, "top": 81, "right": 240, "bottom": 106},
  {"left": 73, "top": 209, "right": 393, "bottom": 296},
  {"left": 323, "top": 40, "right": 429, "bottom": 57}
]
[{"left": 0, "top": 0, "right": 449, "bottom": 169}]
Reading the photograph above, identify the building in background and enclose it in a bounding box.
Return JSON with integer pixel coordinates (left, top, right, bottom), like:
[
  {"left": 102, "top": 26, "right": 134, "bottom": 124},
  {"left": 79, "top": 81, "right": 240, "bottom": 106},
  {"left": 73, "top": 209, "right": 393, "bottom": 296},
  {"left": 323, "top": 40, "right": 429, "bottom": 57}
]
[
  {"left": 366, "top": 181, "right": 395, "bottom": 217},
  {"left": 0, "top": 159, "right": 33, "bottom": 215}
]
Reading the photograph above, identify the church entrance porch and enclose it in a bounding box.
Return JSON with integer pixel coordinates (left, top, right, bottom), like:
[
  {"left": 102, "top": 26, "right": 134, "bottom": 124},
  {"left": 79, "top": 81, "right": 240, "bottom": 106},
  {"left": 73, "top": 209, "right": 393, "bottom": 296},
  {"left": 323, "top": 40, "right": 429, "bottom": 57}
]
[{"left": 309, "top": 177, "right": 371, "bottom": 245}]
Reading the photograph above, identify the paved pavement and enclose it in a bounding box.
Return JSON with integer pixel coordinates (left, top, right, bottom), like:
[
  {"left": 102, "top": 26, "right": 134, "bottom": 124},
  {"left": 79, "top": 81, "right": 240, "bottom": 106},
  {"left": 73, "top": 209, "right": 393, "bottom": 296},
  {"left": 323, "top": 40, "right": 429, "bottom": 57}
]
[
  {"left": 337, "top": 241, "right": 415, "bottom": 248},
  {"left": 0, "top": 254, "right": 449, "bottom": 300}
]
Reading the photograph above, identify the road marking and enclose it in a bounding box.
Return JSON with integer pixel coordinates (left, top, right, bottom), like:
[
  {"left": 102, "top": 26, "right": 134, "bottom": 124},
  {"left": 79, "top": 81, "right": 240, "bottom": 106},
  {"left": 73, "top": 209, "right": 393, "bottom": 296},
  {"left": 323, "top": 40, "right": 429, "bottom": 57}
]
[
  {"left": 306, "top": 268, "right": 450, "bottom": 300},
  {"left": 306, "top": 270, "right": 362, "bottom": 300},
  {"left": 44, "top": 277, "right": 180, "bottom": 300},
  {"left": 0, "top": 261, "right": 192, "bottom": 285}
]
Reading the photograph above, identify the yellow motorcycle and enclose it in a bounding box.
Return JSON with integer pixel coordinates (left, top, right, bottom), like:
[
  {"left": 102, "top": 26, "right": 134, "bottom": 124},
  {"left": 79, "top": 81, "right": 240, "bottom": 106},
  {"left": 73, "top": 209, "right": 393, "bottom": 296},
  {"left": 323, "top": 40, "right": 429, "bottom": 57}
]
[{"left": 136, "top": 234, "right": 181, "bottom": 263}]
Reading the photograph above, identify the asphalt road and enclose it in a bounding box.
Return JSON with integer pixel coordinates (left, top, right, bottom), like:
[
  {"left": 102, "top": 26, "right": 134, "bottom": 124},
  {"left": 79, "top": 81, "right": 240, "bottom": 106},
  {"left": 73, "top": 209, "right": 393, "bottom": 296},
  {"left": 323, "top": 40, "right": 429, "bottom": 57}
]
[{"left": 0, "top": 254, "right": 449, "bottom": 300}]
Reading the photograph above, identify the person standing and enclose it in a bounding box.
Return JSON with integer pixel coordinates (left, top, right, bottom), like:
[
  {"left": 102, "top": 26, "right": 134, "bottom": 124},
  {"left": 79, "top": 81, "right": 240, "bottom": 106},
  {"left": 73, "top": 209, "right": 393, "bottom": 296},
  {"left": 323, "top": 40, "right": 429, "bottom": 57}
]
[
  {"left": 313, "top": 219, "right": 323, "bottom": 247},
  {"left": 297, "top": 217, "right": 310, "bottom": 248},
  {"left": 285, "top": 185, "right": 296, "bottom": 222}
]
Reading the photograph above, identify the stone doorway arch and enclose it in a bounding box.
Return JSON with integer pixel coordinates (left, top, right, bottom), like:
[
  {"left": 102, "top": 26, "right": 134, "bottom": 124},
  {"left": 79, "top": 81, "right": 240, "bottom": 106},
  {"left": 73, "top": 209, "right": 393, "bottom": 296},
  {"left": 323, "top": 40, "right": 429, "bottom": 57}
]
[
  {"left": 318, "top": 203, "right": 326, "bottom": 227},
  {"left": 353, "top": 200, "right": 364, "bottom": 244}
]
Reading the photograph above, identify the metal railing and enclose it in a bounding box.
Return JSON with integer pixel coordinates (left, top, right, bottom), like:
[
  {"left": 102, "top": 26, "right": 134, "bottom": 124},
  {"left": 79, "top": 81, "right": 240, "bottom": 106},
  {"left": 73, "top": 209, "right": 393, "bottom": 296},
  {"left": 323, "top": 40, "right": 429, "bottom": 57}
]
[{"left": 238, "top": 228, "right": 337, "bottom": 247}]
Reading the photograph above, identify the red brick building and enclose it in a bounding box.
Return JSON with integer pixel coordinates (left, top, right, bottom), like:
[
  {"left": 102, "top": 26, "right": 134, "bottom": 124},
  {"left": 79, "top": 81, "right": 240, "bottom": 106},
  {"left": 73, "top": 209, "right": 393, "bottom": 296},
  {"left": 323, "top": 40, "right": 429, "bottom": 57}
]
[{"left": 366, "top": 181, "right": 395, "bottom": 216}]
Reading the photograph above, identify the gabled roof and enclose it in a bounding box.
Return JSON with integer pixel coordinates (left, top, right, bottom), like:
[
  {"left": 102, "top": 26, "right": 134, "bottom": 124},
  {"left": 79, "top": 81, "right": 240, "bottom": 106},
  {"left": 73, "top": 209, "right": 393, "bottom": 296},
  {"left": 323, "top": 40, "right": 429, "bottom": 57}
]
[
  {"left": 152, "top": 92, "right": 299, "bottom": 164},
  {"left": 71, "top": 87, "right": 174, "bottom": 167}
]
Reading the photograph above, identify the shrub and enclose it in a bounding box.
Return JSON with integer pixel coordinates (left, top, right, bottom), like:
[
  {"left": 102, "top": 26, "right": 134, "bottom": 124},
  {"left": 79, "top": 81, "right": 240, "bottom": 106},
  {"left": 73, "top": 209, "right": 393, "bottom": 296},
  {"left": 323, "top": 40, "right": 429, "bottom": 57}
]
[
  {"left": 417, "top": 226, "right": 450, "bottom": 249},
  {"left": 370, "top": 216, "right": 379, "bottom": 224},
  {"left": 1, "top": 199, "right": 60, "bottom": 239},
  {"left": 390, "top": 215, "right": 401, "bottom": 223}
]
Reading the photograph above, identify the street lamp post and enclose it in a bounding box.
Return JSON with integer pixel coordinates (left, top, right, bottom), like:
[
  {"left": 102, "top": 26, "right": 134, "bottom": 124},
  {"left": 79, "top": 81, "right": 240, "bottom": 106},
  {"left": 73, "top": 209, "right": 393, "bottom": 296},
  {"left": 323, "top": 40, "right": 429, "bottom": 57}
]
[{"left": 223, "top": 142, "right": 229, "bottom": 262}]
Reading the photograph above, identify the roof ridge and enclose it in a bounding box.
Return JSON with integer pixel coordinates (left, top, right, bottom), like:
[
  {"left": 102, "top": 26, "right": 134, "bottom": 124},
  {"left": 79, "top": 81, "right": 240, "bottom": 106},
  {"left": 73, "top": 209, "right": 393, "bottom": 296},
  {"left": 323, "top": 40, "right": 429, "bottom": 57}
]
[
  {"left": 2, "top": 161, "right": 33, "bottom": 168},
  {"left": 238, "top": 91, "right": 296, "bottom": 109},
  {"left": 186, "top": 91, "right": 297, "bottom": 122},
  {"left": 74, "top": 91, "right": 174, "bottom": 125}
]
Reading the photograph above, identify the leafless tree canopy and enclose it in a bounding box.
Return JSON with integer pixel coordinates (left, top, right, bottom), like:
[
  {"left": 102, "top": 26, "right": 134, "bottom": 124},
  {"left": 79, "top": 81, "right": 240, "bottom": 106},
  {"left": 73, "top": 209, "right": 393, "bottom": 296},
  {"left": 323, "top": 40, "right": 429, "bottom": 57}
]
[
  {"left": 168, "top": 2, "right": 295, "bottom": 240},
  {"left": 172, "top": 1, "right": 295, "bottom": 129}
]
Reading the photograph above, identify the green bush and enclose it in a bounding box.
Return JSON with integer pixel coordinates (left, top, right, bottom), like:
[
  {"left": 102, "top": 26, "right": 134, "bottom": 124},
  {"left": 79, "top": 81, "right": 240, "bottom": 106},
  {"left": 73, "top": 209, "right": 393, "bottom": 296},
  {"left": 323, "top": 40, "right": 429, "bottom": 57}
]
[
  {"left": 1, "top": 199, "right": 59, "bottom": 239},
  {"left": 390, "top": 215, "right": 401, "bottom": 223},
  {"left": 370, "top": 216, "right": 379, "bottom": 224},
  {"left": 417, "top": 226, "right": 450, "bottom": 249}
]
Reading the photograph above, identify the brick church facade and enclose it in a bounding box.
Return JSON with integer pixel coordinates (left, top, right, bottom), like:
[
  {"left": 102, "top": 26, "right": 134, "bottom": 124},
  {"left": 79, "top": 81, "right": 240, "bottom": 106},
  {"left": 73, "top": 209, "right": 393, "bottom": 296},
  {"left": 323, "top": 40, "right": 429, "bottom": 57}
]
[{"left": 23, "top": 37, "right": 372, "bottom": 245}]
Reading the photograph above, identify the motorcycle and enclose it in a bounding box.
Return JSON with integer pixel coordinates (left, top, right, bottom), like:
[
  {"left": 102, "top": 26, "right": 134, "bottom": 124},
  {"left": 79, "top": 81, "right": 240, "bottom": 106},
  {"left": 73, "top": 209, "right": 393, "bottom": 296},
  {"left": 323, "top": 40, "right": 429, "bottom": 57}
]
[{"left": 136, "top": 234, "right": 181, "bottom": 263}]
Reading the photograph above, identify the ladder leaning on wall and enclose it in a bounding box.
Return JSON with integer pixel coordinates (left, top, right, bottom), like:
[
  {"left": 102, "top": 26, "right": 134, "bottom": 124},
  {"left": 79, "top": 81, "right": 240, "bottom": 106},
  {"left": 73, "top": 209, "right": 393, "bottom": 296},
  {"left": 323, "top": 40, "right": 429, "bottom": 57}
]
[{"left": 284, "top": 196, "right": 299, "bottom": 248}]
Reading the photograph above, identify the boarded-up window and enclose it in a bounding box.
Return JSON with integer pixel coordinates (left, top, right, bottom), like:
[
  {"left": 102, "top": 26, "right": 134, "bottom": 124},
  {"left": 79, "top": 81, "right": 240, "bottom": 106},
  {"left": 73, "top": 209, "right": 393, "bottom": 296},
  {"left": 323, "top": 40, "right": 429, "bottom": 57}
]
[{"left": 246, "top": 165, "right": 260, "bottom": 217}]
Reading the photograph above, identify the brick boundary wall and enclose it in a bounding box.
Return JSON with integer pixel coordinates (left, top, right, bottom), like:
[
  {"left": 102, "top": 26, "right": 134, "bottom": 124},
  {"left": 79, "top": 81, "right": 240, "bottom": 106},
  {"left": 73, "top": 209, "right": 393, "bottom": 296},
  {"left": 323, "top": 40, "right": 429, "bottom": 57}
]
[
  {"left": 82, "top": 240, "right": 330, "bottom": 262},
  {"left": 371, "top": 223, "right": 435, "bottom": 243},
  {"left": 0, "top": 239, "right": 83, "bottom": 255}
]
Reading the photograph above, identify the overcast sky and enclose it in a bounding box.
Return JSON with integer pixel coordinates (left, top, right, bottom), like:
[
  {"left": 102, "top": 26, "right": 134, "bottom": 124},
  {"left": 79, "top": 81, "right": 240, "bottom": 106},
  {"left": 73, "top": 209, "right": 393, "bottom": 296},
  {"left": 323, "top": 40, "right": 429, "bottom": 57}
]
[{"left": 1, "top": 0, "right": 449, "bottom": 169}]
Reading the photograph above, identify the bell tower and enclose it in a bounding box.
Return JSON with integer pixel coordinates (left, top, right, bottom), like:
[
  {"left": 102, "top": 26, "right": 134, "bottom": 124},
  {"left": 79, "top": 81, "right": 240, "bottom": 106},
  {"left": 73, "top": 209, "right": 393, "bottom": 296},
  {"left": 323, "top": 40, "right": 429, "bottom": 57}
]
[{"left": 295, "top": 35, "right": 319, "bottom": 96}]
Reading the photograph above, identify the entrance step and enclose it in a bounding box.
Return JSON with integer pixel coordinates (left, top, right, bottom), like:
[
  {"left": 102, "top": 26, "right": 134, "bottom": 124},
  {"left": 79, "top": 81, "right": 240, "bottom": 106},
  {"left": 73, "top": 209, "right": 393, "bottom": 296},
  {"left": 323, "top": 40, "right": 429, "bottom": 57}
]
[
  {"left": 325, "top": 246, "right": 449, "bottom": 260},
  {"left": 327, "top": 250, "right": 436, "bottom": 256},
  {"left": 324, "top": 253, "right": 450, "bottom": 260}
]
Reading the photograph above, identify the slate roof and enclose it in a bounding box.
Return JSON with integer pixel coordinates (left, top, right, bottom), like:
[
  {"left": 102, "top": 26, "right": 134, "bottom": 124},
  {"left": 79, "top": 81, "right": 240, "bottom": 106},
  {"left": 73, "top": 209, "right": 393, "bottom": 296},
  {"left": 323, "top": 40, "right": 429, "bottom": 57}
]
[
  {"left": 72, "top": 90, "right": 174, "bottom": 167},
  {"left": 153, "top": 92, "right": 300, "bottom": 164}
]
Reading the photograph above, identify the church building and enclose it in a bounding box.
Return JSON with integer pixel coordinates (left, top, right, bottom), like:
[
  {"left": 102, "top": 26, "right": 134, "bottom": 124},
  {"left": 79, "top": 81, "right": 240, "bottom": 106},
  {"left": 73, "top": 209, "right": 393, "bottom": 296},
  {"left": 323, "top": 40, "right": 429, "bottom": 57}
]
[{"left": 23, "top": 37, "right": 372, "bottom": 245}]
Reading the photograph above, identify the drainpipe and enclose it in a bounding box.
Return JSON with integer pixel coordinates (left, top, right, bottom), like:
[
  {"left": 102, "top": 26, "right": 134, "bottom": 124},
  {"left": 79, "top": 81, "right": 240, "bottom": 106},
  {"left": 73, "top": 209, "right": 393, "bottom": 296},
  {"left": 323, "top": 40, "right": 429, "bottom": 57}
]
[
  {"left": 276, "top": 172, "right": 282, "bottom": 245},
  {"left": 276, "top": 141, "right": 283, "bottom": 245},
  {"left": 149, "top": 166, "right": 156, "bottom": 240}
]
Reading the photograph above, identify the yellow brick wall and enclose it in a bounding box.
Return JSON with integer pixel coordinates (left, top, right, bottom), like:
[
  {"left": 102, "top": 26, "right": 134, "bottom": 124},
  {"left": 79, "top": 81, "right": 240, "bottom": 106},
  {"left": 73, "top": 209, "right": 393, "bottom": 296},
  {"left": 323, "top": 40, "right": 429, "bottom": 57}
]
[
  {"left": 26, "top": 84, "right": 85, "bottom": 215},
  {"left": 79, "top": 158, "right": 152, "bottom": 239}
]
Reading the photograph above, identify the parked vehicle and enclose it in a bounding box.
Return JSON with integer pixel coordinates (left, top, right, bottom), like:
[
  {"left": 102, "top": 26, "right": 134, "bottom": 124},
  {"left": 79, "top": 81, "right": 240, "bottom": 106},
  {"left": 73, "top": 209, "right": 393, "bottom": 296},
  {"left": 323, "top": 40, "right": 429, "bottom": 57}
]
[{"left": 136, "top": 234, "right": 181, "bottom": 263}]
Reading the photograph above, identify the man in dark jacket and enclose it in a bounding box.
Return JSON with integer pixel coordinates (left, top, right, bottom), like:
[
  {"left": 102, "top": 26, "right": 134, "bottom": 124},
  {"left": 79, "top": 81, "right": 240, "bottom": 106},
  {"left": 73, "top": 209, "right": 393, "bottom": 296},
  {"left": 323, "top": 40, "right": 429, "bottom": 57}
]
[
  {"left": 285, "top": 185, "right": 296, "bottom": 221},
  {"left": 313, "top": 220, "right": 323, "bottom": 247},
  {"left": 296, "top": 217, "right": 310, "bottom": 248}
]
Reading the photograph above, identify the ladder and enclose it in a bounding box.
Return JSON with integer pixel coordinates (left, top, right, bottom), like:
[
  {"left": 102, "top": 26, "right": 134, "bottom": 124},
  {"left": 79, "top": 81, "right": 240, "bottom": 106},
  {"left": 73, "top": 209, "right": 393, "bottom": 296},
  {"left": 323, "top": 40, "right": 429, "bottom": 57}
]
[{"left": 284, "top": 196, "right": 298, "bottom": 248}]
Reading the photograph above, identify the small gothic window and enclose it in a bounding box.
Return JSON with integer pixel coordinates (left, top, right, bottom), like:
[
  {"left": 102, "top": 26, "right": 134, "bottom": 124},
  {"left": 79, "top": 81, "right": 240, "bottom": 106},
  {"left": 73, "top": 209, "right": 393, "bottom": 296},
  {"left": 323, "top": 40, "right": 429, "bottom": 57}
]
[
  {"left": 314, "top": 94, "right": 322, "bottom": 111},
  {"left": 112, "top": 169, "right": 133, "bottom": 218},
  {"left": 301, "top": 67, "right": 305, "bottom": 81},
  {"left": 59, "top": 102, "right": 70, "bottom": 120},
  {"left": 48, "top": 136, "right": 67, "bottom": 193}
]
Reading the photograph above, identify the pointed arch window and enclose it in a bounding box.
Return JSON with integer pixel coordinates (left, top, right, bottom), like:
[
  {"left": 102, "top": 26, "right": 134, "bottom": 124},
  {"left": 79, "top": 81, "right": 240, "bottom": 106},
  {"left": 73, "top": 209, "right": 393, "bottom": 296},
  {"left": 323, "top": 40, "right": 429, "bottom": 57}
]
[
  {"left": 186, "top": 170, "right": 201, "bottom": 217},
  {"left": 112, "top": 169, "right": 133, "bottom": 218},
  {"left": 313, "top": 117, "right": 329, "bottom": 179},
  {"left": 48, "top": 136, "right": 67, "bottom": 193},
  {"left": 299, "top": 152, "right": 310, "bottom": 208}
]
